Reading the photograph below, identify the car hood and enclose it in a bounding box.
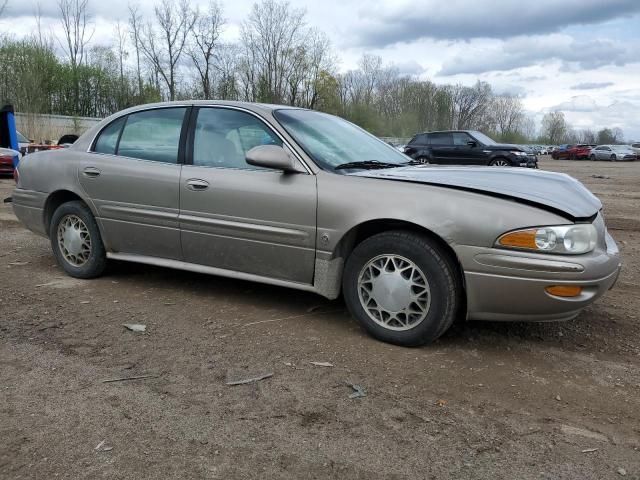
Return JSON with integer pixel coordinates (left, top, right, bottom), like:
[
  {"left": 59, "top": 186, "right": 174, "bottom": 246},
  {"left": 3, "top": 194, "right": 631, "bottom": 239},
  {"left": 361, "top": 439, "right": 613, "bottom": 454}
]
[{"left": 351, "top": 166, "right": 602, "bottom": 220}]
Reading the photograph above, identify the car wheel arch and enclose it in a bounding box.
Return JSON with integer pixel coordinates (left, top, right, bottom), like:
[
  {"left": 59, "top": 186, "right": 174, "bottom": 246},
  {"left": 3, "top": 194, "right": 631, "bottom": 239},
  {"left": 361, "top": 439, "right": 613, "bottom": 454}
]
[
  {"left": 44, "top": 190, "right": 97, "bottom": 236},
  {"left": 330, "top": 218, "right": 466, "bottom": 289}
]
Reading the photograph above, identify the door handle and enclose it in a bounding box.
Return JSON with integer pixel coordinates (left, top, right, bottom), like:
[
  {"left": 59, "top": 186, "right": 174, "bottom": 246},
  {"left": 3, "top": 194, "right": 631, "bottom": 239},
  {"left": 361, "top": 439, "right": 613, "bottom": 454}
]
[
  {"left": 186, "top": 178, "right": 209, "bottom": 191},
  {"left": 83, "top": 167, "right": 101, "bottom": 178}
]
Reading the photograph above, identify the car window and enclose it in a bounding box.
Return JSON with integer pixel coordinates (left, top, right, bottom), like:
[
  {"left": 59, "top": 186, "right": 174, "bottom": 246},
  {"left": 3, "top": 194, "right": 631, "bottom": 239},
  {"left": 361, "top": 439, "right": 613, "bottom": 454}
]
[
  {"left": 93, "top": 117, "right": 126, "bottom": 155},
  {"left": 429, "top": 133, "right": 452, "bottom": 145},
  {"left": 632, "top": 143, "right": 640, "bottom": 148},
  {"left": 410, "top": 134, "right": 429, "bottom": 145},
  {"left": 192, "top": 108, "right": 282, "bottom": 169},
  {"left": 452, "top": 132, "right": 472, "bottom": 146},
  {"left": 117, "top": 108, "right": 186, "bottom": 163}
]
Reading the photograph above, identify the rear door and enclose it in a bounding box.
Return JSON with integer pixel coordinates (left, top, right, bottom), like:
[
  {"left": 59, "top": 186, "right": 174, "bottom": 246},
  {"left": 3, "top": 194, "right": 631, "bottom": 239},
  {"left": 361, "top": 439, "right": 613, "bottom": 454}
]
[
  {"left": 596, "top": 146, "right": 610, "bottom": 160},
  {"left": 179, "top": 106, "right": 317, "bottom": 284},
  {"left": 428, "top": 132, "right": 453, "bottom": 164},
  {"left": 79, "top": 107, "right": 187, "bottom": 259}
]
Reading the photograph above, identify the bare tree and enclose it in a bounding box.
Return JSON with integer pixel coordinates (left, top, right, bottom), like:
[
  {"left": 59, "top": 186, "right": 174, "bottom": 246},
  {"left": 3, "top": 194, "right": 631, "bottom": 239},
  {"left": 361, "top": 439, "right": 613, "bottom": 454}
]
[
  {"left": 491, "top": 94, "right": 524, "bottom": 136},
  {"left": 541, "top": 111, "right": 568, "bottom": 144},
  {"left": 239, "top": 0, "right": 307, "bottom": 103},
  {"left": 128, "top": 3, "right": 145, "bottom": 97},
  {"left": 57, "top": 0, "right": 94, "bottom": 113},
  {"left": 213, "top": 43, "right": 240, "bottom": 100},
  {"left": 57, "top": 0, "right": 94, "bottom": 70},
  {"left": 0, "top": 0, "right": 7, "bottom": 17},
  {"left": 114, "top": 22, "right": 127, "bottom": 86},
  {"left": 188, "top": 0, "right": 224, "bottom": 99},
  {"left": 137, "top": 0, "right": 197, "bottom": 100},
  {"left": 451, "top": 81, "right": 492, "bottom": 130}
]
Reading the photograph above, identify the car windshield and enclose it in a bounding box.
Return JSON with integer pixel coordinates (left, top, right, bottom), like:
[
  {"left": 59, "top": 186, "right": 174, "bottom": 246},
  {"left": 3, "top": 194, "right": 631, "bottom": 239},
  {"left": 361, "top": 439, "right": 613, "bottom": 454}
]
[
  {"left": 273, "top": 109, "right": 410, "bottom": 171},
  {"left": 469, "top": 131, "right": 498, "bottom": 145},
  {"left": 17, "top": 131, "right": 29, "bottom": 143}
]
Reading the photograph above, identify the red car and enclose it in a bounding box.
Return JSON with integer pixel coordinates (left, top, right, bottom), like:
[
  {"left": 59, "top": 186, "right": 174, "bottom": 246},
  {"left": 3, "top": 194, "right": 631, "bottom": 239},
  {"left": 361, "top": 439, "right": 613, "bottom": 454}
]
[
  {"left": 0, "top": 147, "right": 19, "bottom": 176},
  {"left": 552, "top": 144, "right": 593, "bottom": 160},
  {"left": 566, "top": 144, "right": 594, "bottom": 160}
]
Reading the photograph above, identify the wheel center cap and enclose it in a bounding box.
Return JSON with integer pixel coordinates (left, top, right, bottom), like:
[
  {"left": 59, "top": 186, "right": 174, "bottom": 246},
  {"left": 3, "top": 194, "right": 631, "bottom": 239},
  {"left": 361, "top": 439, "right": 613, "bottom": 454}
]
[
  {"left": 371, "top": 271, "right": 412, "bottom": 312},
  {"left": 63, "top": 227, "right": 83, "bottom": 256}
]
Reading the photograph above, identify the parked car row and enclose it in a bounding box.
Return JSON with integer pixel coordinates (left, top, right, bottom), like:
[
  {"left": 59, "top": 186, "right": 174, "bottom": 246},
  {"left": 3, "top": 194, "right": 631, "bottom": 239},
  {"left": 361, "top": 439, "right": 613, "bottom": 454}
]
[{"left": 551, "top": 143, "right": 638, "bottom": 161}]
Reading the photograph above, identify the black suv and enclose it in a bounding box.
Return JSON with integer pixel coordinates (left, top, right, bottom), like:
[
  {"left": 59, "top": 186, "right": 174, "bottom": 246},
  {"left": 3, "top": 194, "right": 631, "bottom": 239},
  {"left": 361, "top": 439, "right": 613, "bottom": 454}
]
[{"left": 403, "top": 130, "right": 538, "bottom": 168}]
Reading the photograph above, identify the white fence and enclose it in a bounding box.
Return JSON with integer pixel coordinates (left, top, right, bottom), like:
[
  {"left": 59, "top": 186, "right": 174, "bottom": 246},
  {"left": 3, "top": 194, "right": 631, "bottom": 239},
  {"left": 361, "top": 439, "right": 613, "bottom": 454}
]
[{"left": 15, "top": 113, "right": 102, "bottom": 144}]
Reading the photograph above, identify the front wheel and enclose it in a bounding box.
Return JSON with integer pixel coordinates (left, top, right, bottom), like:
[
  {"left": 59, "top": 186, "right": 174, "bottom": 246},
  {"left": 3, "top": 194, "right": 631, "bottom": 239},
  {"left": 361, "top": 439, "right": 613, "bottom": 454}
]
[
  {"left": 342, "top": 231, "right": 461, "bottom": 346},
  {"left": 50, "top": 200, "right": 107, "bottom": 278},
  {"left": 590, "top": 154, "right": 596, "bottom": 161},
  {"left": 490, "top": 158, "right": 510, "bottom": 166},
  {"left": 610, "top": 154, "right": 616, "bottom": 161},
  {"left": 415, "top": 156, "right": 430, "bottom": 164}
]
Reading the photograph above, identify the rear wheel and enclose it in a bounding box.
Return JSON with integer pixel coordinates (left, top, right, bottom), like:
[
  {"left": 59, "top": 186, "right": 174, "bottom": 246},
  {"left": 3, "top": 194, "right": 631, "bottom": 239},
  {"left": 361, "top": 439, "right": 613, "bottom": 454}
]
[
  {"left": 342, "top": 231, "right": 461, "bottom": 346},
  {"left": 415, "top": 156, "right": 430, "bottom": 164},
  {"left": 490, "top": 158, "right": 510, "bottom": 167},
  {"left": 50, "top": 200, "right": 107, "bottom": 278}
]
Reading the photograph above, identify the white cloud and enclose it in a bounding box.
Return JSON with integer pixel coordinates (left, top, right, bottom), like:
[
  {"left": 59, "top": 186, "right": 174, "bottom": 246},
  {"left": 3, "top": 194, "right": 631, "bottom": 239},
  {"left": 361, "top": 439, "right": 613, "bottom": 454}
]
[
  {"left": 439, "top": 34, "right": 640, "bottom": 75},
  {"left": 351, "top": 0, "right": 640, "bottom": 47}
]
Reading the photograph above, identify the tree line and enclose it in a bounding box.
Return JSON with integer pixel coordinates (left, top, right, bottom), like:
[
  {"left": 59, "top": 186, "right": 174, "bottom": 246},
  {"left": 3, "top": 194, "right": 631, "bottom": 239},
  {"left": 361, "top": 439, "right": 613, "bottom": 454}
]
[{"left": 0, "top": 0, "right": 627, "bottom": 143}]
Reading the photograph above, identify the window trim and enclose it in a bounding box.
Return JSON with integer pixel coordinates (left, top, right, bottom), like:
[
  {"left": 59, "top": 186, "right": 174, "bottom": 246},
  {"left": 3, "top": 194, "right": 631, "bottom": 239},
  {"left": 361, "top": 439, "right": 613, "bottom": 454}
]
[{"left": 185, "top": 105, "right": 312, "bottom": 174}]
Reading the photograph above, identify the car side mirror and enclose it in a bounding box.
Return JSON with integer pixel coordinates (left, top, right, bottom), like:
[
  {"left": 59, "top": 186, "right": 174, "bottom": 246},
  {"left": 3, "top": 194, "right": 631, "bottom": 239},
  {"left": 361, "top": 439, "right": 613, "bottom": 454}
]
[
  {"left": 245, "top": 145, "right": 305, "bottom": 173},
  {"left": 467, "top": 141, "right": 477, "bottom": 147}
]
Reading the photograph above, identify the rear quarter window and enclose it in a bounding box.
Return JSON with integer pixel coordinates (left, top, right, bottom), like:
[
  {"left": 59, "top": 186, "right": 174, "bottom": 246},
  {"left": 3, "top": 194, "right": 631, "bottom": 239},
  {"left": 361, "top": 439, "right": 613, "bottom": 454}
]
[
  {"left": 93, "top": 117, "right": 126, "bottom": 155},
  {"left": 409, "top": 134, "right": 429, "bottom": 145}
]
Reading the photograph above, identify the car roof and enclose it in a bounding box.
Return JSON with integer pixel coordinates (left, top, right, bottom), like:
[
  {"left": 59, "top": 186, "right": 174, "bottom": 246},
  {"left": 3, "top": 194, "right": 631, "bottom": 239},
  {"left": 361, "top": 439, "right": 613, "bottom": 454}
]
[
  {"left": 116, "top": 100, "right": 305, "bottom": 117},
  {"left": 413, "top": 130, "right": 475, "bottom": 136}
]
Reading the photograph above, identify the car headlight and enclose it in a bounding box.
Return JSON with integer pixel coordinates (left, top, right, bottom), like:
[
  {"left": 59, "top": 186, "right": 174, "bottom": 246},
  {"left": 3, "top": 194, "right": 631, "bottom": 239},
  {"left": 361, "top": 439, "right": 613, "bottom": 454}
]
[
  {"left": 510, "top": 151, "right": 527, "bottom": 156},
  {"left": 496, "top": 224, "right": 597, "bottom": 255}
]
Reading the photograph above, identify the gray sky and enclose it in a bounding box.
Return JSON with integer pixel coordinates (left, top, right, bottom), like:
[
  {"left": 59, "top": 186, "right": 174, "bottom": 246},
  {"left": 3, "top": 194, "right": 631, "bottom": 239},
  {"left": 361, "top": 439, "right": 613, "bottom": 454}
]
[{"left": 2, "top": 0, "right": 640, "bottom": 139}]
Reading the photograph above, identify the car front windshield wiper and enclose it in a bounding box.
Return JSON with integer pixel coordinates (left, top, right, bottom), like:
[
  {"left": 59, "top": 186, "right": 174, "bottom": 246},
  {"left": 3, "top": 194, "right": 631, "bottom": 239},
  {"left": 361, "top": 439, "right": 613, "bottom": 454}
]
[{"left": 334, "top": 160, "right": 402, "bottom": 170}]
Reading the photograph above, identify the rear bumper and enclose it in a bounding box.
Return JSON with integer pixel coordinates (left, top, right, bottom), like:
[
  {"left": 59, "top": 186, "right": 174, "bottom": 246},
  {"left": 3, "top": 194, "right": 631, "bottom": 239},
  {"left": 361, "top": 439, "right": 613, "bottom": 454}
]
[
  {"left": 11, "top": 188, "right": 48, "bottom": 236},
  {"left": 458, "top": 243, "right": 621, "bottom": 322}
]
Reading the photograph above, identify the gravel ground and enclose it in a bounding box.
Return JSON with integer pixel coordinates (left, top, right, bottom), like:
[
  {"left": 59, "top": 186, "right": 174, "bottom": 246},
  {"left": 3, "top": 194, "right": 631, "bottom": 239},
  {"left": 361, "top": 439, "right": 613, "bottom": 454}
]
[{"left": 1, "top": 158, "right": 639, "bottom": 479}]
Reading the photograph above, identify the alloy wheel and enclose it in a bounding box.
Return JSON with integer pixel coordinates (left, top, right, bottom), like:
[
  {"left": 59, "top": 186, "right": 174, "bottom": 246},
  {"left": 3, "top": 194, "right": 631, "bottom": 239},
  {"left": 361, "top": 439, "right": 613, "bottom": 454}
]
[{"left": 492, "top": 159, "right": 510, "bottom": 166}]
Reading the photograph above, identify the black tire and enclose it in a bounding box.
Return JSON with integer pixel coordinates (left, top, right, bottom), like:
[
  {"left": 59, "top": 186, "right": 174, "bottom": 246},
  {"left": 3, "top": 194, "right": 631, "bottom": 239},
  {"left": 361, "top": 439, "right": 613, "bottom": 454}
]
[
  {"left": 610, "top": 154, "right": 616, "bottom": 161},
  {"left": 49, "top": 200, "right": 107, "bottom": 279},
  {"left": 342, "top": 231, "right": 462, "bottom": 346},
  {"left": 490, "top": 158, "right": 510, "bottom": 167},
  {"left": 590, "top": 154, "right": 596, "bottom": 161},
  {"left": 415, "top": 156, "right": 430, "bottom": 164}
]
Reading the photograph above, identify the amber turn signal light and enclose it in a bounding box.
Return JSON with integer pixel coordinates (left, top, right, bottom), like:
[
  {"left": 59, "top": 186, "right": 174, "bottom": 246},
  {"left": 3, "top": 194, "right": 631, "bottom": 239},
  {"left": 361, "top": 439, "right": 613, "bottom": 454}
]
[
  {"left": 545, "top": 285, "right": 583, "bottom": 297},
  {"left": 497, "top": 229, "right": 538, "bottom": 249}
]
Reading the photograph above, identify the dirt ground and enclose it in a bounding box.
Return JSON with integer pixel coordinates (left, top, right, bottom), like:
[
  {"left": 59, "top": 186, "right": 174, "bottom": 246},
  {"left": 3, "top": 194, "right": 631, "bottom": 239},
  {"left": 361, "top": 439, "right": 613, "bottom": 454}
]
[{"left": 1, "top": 158, "right": 638, "bottom": 479}]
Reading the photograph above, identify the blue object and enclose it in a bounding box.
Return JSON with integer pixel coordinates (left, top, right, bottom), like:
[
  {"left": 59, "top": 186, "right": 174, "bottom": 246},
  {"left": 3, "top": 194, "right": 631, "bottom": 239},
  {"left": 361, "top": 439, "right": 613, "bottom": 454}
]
[{"left": 0, "top": 104, "right": 20, "bottom": 167}]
